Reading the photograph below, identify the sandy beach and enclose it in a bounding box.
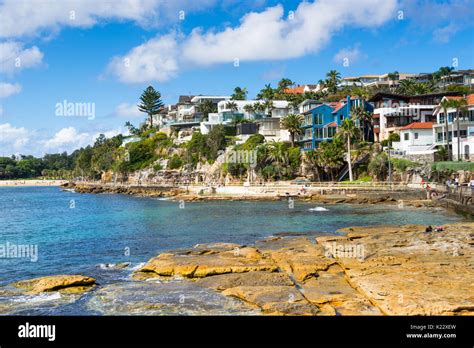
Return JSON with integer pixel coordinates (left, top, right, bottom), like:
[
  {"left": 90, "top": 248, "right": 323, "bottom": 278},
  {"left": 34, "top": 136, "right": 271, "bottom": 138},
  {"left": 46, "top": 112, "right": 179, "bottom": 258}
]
[{"left": 0, "top": 180, "right": 67, "bottom": 187}]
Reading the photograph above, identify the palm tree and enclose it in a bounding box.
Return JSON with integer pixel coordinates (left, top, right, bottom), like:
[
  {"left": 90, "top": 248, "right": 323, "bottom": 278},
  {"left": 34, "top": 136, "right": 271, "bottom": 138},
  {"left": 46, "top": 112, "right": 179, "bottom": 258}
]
[
  {"left": 351, "top": 106, "right": 372, "bottom": 141},
  {"left": 253, "top": 102, "right": 266, "bottom": 116},
  {"left": 257, "top": 84, "right": 275, "bottom": 101},
  {"left": 263, "top": 100, "right": 274, "bottom": 117},
  {"left": 440, "top": 98, "right": 453, "bottom": 161},
  {"left": 266, "top": 141, "right": 289, "bottom": 179},
  {"left": 451, "top": 97, "right": 468, "bottom": 161},
  {"left": 396, "top": 80, "right": 436, "bottom": 96},
  {"left": 231, "top": 87, "right": 247, "bottom": 100},
  {"left": 199, "top": 99, "right": 217, "bottom": 121},
  {"left": 225, "top": 101, "right": 238, "bottom": 112},
  {"left": 243, "top": 103, "right": 255, "bottom": 117},
  {"left": 326, "top": 70, "right": 341, "bottom": 94},
  {"left": 277, "top": 78, "right": 295, "bottom": 93},
  {"left": 280, "top": 113, "right": 304, "bottom": 147},
  {"left": 338, "top": 118, "right": 359, "bottom": 182},
  {"left": 316, "top": 141, "right": 344, "bottom": 181}
]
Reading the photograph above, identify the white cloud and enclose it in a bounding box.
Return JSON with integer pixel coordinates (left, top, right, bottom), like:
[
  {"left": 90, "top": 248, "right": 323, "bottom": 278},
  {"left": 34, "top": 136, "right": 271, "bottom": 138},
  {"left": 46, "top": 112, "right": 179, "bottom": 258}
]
[
  {"left": 0, "top": 122, "right": 124, "bottom": 156},
  {"left": 107, "top": 33, "right": 180, "bottom": 83},
  {"left": 333, "top": 44, "right": 366, "bottom": 66},
  {"left": 0, "top": 82, "right": 22, "bottom": 98},
  {"left": 42, "top": 127, "right": 123, "bottom": 154},
  {"left": 42, "top": 127, "right": 91, "bottom": 152},
  {"left": 0, "top": 123, "right": 32, "bottom": 153},
  {"left": 0, "top": 0, "right": 218, "bottom": 38},
  {"left": 114, "top": 103, "right": 142, "bottom": 118},
  {"left": 0, "top": 42, "right": 44, "bottom": 74},
  {"left": 108, "top": 0, "right": 397, "bottom": 83},
  {"left": 433, "top": 24, "right": 459, "bottom": 44}
]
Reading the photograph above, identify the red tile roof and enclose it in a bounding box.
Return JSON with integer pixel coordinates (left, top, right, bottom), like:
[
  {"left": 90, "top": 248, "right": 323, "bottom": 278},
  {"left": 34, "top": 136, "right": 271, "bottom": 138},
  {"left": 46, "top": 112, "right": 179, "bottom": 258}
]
[
  {"left": 326, "top": 121, "right": 337, "bottom": 127},
  {"left": 401, "top": 122, "right": 433, "bottom": 130},
  {"left": 284, "top": 86, "right": 305, "bottom": 94},
  {"left": 332, "top": 103, "right": 346, "bottom": 113},
  {"left": 444, "top": 93, "right": 474, "bottom": 105}
]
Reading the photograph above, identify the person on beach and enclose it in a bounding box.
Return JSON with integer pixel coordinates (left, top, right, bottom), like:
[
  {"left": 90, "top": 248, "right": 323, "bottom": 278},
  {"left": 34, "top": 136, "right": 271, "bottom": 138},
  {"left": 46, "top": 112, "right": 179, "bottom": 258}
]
[
  {"left": 470, "top": 178, "right": 474, "bottom": 194},
  {"left": 454, "top": 177, "right": 459, "bottom": 192},
  {"left": 446, "top": 179, "right": 451, "bottom": 192}
]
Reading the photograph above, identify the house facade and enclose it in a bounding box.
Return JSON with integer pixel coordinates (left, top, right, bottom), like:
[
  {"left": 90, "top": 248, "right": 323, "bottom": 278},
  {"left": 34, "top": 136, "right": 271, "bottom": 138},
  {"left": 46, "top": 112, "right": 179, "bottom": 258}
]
[
  {"left": 370, "top": 92, "right": 461, "bottom": 142},
  {"left": 391, "top": 122, "right": 437, "bottom": 161},
  {"left": 432, "top": 94, "right": 474, "bottom": 159},
  {"left": 299, "top": 96, "right": 373, "bottom": 151}
]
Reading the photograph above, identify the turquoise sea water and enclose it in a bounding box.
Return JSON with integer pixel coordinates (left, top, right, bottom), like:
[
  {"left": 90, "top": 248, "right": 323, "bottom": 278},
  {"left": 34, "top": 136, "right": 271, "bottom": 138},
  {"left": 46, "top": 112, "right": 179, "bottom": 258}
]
[{"left": 0, "top": 186, "right": 465, "bottom": 315}]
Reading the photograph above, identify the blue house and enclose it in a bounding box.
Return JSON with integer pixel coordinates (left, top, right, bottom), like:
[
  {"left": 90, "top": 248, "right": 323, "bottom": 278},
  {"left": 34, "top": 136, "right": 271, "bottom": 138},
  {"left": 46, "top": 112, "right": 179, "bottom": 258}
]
[{"left": 299, "top": 96, "right": 374, "bottom": 151}]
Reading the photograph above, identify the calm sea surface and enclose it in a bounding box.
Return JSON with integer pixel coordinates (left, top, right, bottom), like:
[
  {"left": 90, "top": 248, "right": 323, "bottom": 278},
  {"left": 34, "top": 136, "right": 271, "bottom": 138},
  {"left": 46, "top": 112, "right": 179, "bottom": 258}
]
[{"left": 0, "top": 186, "right": 465, "bottom": 315}]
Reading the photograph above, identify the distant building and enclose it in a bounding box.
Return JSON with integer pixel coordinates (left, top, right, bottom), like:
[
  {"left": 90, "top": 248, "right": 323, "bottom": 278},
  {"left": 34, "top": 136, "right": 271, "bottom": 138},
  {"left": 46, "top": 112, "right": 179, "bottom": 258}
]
[
  {"left": 437, "top": 70, "right": 474, "bottom": 88},
  {"left": 340, "top": 73, "right": 416, "bottom": 88},
  {"left": 284, "top": 84, "right": 323, "bottom": 94}
]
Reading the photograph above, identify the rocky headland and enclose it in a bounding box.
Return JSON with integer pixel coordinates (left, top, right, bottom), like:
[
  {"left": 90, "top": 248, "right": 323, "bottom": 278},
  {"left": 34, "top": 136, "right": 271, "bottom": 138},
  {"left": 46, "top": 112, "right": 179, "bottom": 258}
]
[{"left": 5, "top": 222, "right": 473, "bottom": 315}]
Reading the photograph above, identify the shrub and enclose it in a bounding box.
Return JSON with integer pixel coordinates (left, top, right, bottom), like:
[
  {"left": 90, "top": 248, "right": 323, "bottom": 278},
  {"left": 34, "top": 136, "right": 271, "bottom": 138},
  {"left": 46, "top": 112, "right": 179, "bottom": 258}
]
[
  {"left": 432, "top": 161, "right": 474, "bottom": 172},
  {"left": 390, "top": 158, "right": 419, "bottom": 172},
  {"left": 168, "top": 155, "right": 183, "bottom": 169}
]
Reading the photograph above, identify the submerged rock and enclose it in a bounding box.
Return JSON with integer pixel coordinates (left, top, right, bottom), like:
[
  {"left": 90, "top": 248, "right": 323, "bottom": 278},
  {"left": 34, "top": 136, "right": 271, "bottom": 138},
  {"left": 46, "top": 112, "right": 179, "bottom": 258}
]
[
  {"left": 86, "top": 281, "right": 259, "bottom": 315},
  {"left": 12, "top": 275, "right": 96, "bottom": 294}
]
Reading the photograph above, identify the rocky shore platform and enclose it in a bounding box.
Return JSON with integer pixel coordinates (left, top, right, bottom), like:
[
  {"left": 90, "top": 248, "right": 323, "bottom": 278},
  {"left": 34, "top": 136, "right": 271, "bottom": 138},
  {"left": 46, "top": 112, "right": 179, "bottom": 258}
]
[
  {"left": 63, "top": 182, "right": 433, "bottom": 207},
  {"left": 5, "top": 222, "right": 473, "bottom": 315}
]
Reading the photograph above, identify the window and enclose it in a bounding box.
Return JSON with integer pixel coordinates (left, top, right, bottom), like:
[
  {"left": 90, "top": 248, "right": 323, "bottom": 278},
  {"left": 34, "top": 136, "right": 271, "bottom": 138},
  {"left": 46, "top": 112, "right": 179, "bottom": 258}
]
[
  {"left": 404, "top": 133, "right": 409, "bottom": 141},
  {"left": 327, "top": 127, "right": 337, "bottom": 138},
  {"left": 439, "top": 113, "right": 445, "bottom": 123},
  {"left": 414, "top": 133, "right": 418, "bottom": 140},
  {"left": 314, "top": 113, "right": 323, "bottom": 125}
]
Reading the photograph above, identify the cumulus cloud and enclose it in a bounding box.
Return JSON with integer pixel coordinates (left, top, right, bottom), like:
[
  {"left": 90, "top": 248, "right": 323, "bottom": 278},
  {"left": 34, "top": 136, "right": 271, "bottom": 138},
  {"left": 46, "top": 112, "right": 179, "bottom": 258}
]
[
  {"left": 0, "top": 42, "right": 44, "bottom": 74},
  {"left": 108, "top": 0, "right": 397, "bottom": 83},
  {"left": 42, "top": 127, "right": 91, "bottom": 151},
  {"left": 0, "top": 121, "right": 123, "bottom": 156},
  {"left": 400, "top": 0, "right": 473, "bottom": 42},
  {"left": 433, "top": 24, "right": 459, "bottom": 43},
  {"left": 107, "top": 34, "right": 180, "bottom": 83},
  {"left": 0, "top": 123, "right": 32, "bottom": 153},
  {"left": 0, "top": 0, "right": 218, "bottom": 38},
  {"left": 114, "top": 103, "right": 142, "bottom": 118},
  {"left": 333, "top": 44, "right": 366, "bottom": 66},
  {"left": 0, "top": 82, "right": 22, "bottom": 98}
]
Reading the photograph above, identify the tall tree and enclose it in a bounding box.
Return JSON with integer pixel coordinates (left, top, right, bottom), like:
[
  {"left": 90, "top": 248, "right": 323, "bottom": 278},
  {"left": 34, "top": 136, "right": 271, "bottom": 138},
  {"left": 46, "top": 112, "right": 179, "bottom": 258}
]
[
  {"left": 338, "top": 118, "right": 359, "bottom": 182},
  {"left": 326, "top": 70, "right": 341, "bottom": 94},
  {"left": 225, "top": 101, "right": 238, "bottom": 112},
  {"left": 280, "top": 113, "right": 303, "bottom": 147},
  {"left": 440, "top": 98, "right": 453, "bottom": 161},
  {"left": 277, "top": 78, "right": 295, "bottom": 93},
  {"left": 351, "top": 106, "right": 372, "bottom": 141},
  {"left": 199, "top": 99, "right": 217, "bottom": 121},
  {"left": 137, "top": 86, "right": 163, "bottom": 128},
  {"left": 451, "top": 97, "right": 468, "bottom": 161},
  {"left": 257, "top": 84, "right": 275, "bottom": 101},
  {"left": 231, "top": 87, "right": 247, "bottom": 100}
]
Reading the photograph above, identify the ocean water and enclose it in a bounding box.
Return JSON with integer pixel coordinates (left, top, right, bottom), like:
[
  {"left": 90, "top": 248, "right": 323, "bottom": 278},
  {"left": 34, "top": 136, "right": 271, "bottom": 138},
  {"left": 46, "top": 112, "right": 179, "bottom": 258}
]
[{"left": 0, "top": 186, "right": 465, "bottom": 315}]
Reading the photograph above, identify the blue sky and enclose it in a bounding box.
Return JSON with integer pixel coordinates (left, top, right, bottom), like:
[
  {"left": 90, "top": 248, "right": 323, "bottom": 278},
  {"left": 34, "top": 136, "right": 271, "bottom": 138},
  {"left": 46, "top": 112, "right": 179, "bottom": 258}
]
[{"left": 0, "top": 0, "right": 473, "bottom": 157}]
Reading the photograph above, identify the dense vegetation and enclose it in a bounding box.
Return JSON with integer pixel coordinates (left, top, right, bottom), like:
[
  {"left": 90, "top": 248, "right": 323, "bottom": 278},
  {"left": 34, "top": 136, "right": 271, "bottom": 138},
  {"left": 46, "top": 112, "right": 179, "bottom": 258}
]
[{"left": 2, "top": 67, "right": 472, "bottom": 181}]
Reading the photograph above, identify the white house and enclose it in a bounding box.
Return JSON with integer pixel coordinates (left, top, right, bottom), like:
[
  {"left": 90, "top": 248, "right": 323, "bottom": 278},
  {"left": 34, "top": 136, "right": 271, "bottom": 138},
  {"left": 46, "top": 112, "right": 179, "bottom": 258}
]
[
  {"left": 432, "top": 94, "right": 474, "bottom": 148},
  {"left": 217, "top": 99, "right": 290, "bottom": 119},
  {"left": 391, "top": 122, "right": 437, "bottom": 159}
]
